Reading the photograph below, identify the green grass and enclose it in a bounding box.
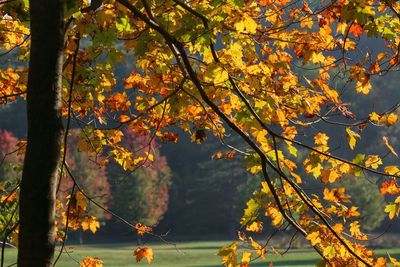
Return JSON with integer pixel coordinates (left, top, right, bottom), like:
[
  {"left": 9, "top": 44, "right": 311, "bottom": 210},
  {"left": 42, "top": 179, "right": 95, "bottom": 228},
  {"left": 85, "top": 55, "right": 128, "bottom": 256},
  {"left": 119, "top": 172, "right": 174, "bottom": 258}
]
[{"left": 2, "top": 241, "right": 400, "bottom": 267}]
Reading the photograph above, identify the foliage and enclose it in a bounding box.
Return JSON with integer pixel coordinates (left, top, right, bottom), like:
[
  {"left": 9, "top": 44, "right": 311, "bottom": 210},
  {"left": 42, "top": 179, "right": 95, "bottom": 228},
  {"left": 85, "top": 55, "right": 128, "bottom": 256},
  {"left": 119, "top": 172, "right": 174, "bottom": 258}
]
[
  {"left": 0, "top": 130, "right": 21, "bottom": 244},
  {"left": 2, "top": 0, "right": 400, "bottom": 266}
]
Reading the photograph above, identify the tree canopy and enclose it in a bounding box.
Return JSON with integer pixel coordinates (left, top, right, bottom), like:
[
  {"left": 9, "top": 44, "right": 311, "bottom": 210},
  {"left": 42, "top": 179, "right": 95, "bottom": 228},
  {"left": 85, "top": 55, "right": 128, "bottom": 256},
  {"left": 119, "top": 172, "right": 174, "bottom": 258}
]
[{"left": 1, "top": 0, "right": 400, "bottom": 266}]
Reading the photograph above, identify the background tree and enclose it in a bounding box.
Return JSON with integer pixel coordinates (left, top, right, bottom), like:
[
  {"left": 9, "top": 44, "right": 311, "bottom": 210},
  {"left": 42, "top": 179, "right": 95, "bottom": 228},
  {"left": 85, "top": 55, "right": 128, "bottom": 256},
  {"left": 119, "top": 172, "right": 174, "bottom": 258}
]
[
  {"left": 0, "top": 130, "right": 21, "bottom": 248},
  {"left": 111, "top": 129, "right": 171, "bottom": 227},
  {"left": 338, "top": 176, "right": 385, "bottom": 231}
]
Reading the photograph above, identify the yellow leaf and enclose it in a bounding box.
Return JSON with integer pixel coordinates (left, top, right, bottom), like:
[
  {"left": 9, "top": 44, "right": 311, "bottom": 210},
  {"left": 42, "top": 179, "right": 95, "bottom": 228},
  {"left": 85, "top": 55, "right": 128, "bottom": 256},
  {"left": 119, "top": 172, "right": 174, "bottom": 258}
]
[
  {"left": 306, "top": 231, "right": 321, "bottom": 246},
  {"left": 380, "top": 113, "right": 398, "bottom": 127},
  {"left": 133, "top": 247, "right": 154, "bottom": 263},
  {"left": 349, "top": 221, "right": 362, "bottom": 238},
  {"left": 385, "top": 203, "right": 399, "bottom": 219},
  {"left": 300, "top": 17, "right": 313, "bottom": 29},
  {"left": 336, "top": 22, "right": 348, "bottom": 35},
  {"left": 365, "top": 155, "right": 382, "bottom": 169},
  {"left": 265, "top": 206, "right": 284, "bottom": 226},
  {"left": 288, "top": 145, "right": 297, "bottom": 157},
  {"left": 323, "top": 245, "right": 336, "bottom": 259},
  {"left": 205, "top": 64, "right": 228, "bottom": 84},
  {"left": 119, "top": 115, "right": 130, "bottom": 123},
  {"left": 369, "top": 112, "right": 380, "bottom": 122},
  {"left": 241, "top": 252, "right": 252, "bottom": 264},
  {"left": 135, "top": 223, "right": 152, "bottom": 236},
  {"left": 76, "top": 191, "right": 87, "bottom": 212},
  {"left": 81, "top": 216, "right": 100, "bottom": 234},
  {"left": 346, "top": 128, "right": 360, "bottom": 150},
  {"left": 314, "top": 133, "right": 329, "bottom": 146},
  {"left": 387, "top": 113, "right": 398, "bottom": 126},
  {"left": 321, "top": 169, "right": 340, "bottom": 183},
  {"left": 80, "top": 256, "right": 103, "bottom": 267},
  {"left": 384, "top": 166, "right": 400, "bottom": 176},
  {"left": 375, "top": 257, "right": 387, "bottom": 267},
  {"left": 234, "top": 14, "right": 258, "bottom": 34},
  {"left": 218, "top": 242, "right": 238, "bottom": 267},
  {"left": 249, "top": 237, "right": 267, "bottom": 258},
  {"left": 310, "top": 52, "right": 325, "bottom": 64},
  {"left": 389, "top": 254, "right": 400, "bottom": 267},
  {"left": 356, "top": 80, "right": 371, "bottom": 94},
  {"left": 246, "top": 221, "right": 263, "bottom": 233}
]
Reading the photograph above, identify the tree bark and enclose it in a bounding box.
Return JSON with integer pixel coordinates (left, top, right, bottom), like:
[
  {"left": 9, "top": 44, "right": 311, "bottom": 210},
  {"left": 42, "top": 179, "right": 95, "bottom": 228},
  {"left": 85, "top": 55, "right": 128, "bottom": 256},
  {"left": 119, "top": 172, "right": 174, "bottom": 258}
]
[{"left": 17, "top": 0, "right": 64, "bottom": 266}]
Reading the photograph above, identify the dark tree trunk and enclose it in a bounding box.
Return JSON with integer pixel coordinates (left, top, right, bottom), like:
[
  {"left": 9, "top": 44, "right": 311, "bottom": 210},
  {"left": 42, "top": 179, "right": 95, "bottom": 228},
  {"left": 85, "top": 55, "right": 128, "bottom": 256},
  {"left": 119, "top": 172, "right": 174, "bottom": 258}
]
[{"left": 17, "top": 0, "right": 64, "bottom": 266}]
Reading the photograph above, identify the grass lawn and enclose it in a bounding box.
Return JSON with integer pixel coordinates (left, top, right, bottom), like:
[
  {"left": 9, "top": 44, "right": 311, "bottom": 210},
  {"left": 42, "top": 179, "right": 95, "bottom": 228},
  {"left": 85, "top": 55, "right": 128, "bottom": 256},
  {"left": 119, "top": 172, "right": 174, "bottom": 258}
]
[{"left": 2, "top": 241, "right": 400, "bottom": 267}]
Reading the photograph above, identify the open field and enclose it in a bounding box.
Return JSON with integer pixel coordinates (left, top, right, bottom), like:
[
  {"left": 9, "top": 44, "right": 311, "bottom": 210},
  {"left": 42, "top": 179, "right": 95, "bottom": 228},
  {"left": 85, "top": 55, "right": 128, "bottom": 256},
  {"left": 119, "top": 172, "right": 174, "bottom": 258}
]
[{"left": 2, "top": 241, "right": 400, "bottom": 267}]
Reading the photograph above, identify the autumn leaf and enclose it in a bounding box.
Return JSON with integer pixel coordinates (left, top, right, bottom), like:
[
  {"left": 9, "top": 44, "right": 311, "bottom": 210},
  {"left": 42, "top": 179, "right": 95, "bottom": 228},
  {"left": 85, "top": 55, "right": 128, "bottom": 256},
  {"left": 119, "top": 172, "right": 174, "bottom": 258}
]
[
  {"left": 80, "top": 256, "right": 103, "bottom": 267},
  {"left": 134, "top": 247, "right": 154, "bottom": 263},
  {"left": 314, "top": 133, "right": 329, "bottom": 146},
  {"left": 346, "top": 128, "right": 360, "bottom": 150},
  {"left": 81, "top": 216, "right": 100, "bottom": 234},
  {"left": 389, "top": 254, "right": 400, "bottom": 267},
  {"left": 380, "top": 113, "right": 398, "bottom": 126},
  {"left": 369, "top": 112, "right": 380, "bottom": 122},
  {"left": 365, "top": 155, "right": 382, "bottom": 169},
  {"left": 249, "top": 238, "right": 267, "bottom": 258},
  {"left": 218, "top": 242, "right": 238, "bottom": 267},
  {"left": 241, "top": 251, "right": 252, "bottom": 265},
  {"left": 135, "top": 223, "right": 152, "bottom": 236},
  {"left": 323, "top": 245, "right": 336, "bottom": 259},
  {"left": 306, "top": 231, "right": 321, "bottom": 246},
  {"left": 245, "top": 220, "right": 263, "bottom": 233},
  {"left": 385, "top": 202, "right": 399, "bottom": 220},
  {"left": 119, "top": 114, "right": 130, "bottom": 123},
  {"left": 380, "top": 180, "right": 400, "bottom": 195},
  {"left": 349, "top": 23, "right": 364, "bottom": 37}
]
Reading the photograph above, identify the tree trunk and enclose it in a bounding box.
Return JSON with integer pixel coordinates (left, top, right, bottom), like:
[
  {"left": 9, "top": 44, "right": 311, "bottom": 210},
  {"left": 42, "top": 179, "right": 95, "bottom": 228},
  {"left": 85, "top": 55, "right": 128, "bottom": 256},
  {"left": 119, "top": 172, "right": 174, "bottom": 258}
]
[{"left": 17, "top": 0, "right": 64, "bottom": 266}]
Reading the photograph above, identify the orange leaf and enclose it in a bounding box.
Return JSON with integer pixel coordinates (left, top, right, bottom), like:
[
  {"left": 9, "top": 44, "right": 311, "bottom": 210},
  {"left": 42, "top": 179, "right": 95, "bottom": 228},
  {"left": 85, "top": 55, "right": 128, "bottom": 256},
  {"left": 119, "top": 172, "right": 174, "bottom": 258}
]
[
  {"left": 119, "top": 115, "right": 130, "bottom": 123},
  {"left": 133, "top": 247, "right": 154, "bottom": 263},
  {"left": 349, "top": 23, "right": 363, "bottom": 37}
]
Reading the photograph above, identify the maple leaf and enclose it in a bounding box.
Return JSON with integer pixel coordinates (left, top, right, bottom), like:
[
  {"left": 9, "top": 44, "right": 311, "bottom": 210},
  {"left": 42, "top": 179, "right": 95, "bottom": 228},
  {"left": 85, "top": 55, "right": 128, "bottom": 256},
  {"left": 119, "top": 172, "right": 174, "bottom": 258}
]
[
  {"left": 380, "top": 113, "right": 398, "bottom": 127},
  {"left": 380, "top": 180, "right": 400, "bottom": 195},
  {"left": 346, "top": 128, "right": 360, "bottom": 150},
  {"left": 365, "top": 155, "right": 382, "bottom": 169},
  {"left": 323, "top": 245, "right": 336, "bottom": 259},
  {"left": 349, "top": 23, "right": 364, "bottom": 37},
  {"left": 80, "top": 256, "right": 103, "bottom": 267},
  {"left": 389, "top": 254, "right": 400, "bottom": 267},
  {"left": 135, "top": 223, "right": 152, "bottom": 236},
  {"left": 369, "top": 112, "right": 380, "bottom": 122},
  {"left": 314, "top": 133, "right": 329, "bottom": 146},
  {"left": 218, "top": 242, "right": 238, "bottom": 267},
  {"left": 385, "top": 202, "right": 399, "bottom": 220},
  {"left": 306, "top": 231, "right": 321, "bottom": 246},
  {"left": 119, "top": 114, "right": 130, "bottom": 123},
  {"left": 241, "top": 251, "right": 252, "bottom": 265},
  {"left": 81, "top": 216, "right": 100, "bottom": 234},
  {"left": 133, "top": 247, "right": 154, "bottom": 263},
  {"left": 234, "top": 14, "right": 258, "bottom": 34},
  {"left": 245, "top": 220, "right": 263, "bottom": 233},
  {"left": 249, "top": 238, "right": 267, "bottom": 258}
]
